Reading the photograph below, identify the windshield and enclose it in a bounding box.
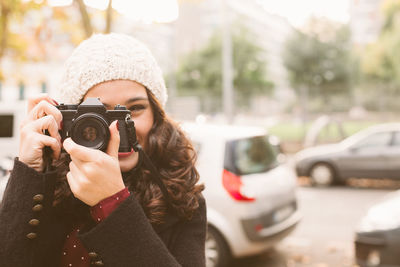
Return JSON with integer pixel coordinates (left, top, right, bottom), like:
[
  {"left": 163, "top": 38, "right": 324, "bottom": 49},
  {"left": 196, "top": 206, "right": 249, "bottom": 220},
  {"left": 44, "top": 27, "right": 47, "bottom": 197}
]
[
  {"left": 340, "top": 127, "right": 395, "bottom": 149},
  {"left": 225, "top": 135, "right": 279, "bottom": 176}
]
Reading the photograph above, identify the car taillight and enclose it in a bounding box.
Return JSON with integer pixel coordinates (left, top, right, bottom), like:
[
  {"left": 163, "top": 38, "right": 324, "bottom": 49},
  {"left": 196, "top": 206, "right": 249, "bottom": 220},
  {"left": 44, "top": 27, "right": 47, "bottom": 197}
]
[{"left": 222, "top": 169, "right": 255, "bottom": 202}]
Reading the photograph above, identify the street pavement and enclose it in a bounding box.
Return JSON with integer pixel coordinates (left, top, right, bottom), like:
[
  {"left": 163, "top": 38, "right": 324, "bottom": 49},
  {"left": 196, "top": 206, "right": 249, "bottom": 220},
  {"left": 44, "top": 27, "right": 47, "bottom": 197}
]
[{"left": 230, "top": 183, "right": 396, "bottom": 267}]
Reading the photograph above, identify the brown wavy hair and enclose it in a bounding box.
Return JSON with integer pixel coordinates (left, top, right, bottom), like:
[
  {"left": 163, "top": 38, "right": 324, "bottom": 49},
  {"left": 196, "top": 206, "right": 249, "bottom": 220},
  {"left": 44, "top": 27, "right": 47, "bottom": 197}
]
[{"left": 53, "top": 89, "right": 204, "bottom": 225}]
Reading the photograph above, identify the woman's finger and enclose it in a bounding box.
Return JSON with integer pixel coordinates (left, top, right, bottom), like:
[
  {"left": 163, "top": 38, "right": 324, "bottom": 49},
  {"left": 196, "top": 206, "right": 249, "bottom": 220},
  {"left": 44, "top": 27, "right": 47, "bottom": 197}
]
[
  {"left": 27, "top": 100, "right": 62, "bottom": 128},
  {"left": 27, "top": 115, "right": 62, "bottom": 145},
  {"left": 69, "top": 161, "right": 85, "bottom": 181},
  {"left": 27, "top": 94, "right": 58, "bottom": 113},
  {"left": 69, "top": 154, "right": 95, "bottom": 174},
  {"left": 69, "top": 154, "right": 85, "bottom": 167},
  {"left": 33, "top": 133, "right": 62, "bottom": 160},
  {"left": 66, "top": 171, "right": 79, "bottom": 196},
  {"left": 106, "top": 121, "right": 120, "bottom": 159},
  {"left": 67, "top": 162, "right": 92, "bottom": 204},
  {"left": 63, "top": 138, "right": 101, "bottom": 162},
  {"left": 67, "top": 162, "right": 87, "bottom": 189}
]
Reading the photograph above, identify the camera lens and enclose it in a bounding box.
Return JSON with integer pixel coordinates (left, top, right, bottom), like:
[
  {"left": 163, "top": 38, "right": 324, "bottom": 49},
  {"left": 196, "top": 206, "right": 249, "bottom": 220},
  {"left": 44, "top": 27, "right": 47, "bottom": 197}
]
[
  {"left": 70, "top": 113, "right": 110, "bottom": 151},
  {"left": 82, "top": 126, "right": 97, "bottom": 142}
]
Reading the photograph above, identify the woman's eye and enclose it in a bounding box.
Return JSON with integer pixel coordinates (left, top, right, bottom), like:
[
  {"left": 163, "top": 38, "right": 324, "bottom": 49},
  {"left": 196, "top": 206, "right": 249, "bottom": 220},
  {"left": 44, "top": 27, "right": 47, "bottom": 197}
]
[{"left": 129, "top": 104, "right": 146, "bottom": 113}]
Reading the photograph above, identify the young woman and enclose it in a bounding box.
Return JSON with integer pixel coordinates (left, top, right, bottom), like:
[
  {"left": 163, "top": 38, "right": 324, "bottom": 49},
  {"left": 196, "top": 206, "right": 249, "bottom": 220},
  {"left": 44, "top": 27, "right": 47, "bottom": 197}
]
[{"left": 0, "top": 33, "right": 206, "bottom": 267}]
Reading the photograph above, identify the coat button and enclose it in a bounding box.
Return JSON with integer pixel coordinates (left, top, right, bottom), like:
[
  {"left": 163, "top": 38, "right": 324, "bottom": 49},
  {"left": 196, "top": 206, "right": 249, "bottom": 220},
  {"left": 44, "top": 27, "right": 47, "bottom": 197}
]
[
  {"left": 32, "top": 204, "right": 43, "bottom": 212},
  {"left": 88, "top": 252, "right": 98, "bottom": 258},
  {"left": 94, "top": 260, "right": 104, "bottom": 266},
  {"left": 29, "top": 219, "right": 40, "bottom": 226},
  {"left": 26, "top": 232, "right": 37, "bottom": 239},
  {"left": 33, "top": 194, "right": 44, "bottom": 202}
]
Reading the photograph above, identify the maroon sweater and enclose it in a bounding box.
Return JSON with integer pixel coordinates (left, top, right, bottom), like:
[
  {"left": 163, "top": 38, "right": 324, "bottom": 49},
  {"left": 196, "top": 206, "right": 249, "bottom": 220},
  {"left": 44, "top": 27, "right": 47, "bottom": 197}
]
[{"left": 60, "top": 188, "right": 130, "bottom": 267}]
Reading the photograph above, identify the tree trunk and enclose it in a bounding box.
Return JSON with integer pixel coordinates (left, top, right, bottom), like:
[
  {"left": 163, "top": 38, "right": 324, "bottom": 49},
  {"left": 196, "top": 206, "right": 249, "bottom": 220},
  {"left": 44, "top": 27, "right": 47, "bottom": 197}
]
[
  {"left": 0, "top": 2, "right": 10, "bottom": 59},
  {"left": 75, "top": 0, "right": 93, "bottom": 38},
  {"left": 0, "top": 2, "right": 10, "bottom": 81},
  {"left": 300, "top": 85, "right": 309, "bottom": 123},
  {"left": 105, "top": 0, "right": 112, "bottom": 33}
]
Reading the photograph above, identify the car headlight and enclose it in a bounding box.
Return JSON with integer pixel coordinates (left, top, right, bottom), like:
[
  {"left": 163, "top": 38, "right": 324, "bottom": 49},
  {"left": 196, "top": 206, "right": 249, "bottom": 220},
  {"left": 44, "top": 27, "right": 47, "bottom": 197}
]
[{"left": 357, "top": 192, "right": 400, "bottom": 232}]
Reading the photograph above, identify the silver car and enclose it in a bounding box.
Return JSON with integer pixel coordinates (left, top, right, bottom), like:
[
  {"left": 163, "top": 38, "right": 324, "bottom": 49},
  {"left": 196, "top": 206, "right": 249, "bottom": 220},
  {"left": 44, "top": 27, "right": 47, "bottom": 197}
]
[{"left": 295, "top": 123, "right": 400, "bottom": 186}]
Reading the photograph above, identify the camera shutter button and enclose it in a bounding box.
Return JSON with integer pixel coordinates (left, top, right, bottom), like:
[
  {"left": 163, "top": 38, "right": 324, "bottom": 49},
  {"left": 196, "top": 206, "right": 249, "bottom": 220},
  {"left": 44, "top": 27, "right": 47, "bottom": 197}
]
[{"left": 114, "top": 104, "right": 125, "bottom": 110}]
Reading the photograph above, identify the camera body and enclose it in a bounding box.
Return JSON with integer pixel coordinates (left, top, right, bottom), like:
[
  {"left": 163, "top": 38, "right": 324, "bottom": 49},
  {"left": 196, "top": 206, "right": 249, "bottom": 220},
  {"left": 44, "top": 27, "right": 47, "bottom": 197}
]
[{"left": 57, "top": 97, "right": 134, "bottom": 152}]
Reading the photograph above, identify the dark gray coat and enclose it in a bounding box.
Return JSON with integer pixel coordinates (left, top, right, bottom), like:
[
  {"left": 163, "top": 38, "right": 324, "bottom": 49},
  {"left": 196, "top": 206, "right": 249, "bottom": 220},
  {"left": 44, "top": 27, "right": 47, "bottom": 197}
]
[{"left": 0, "top": 159, "right": 206, "bottom": 267}]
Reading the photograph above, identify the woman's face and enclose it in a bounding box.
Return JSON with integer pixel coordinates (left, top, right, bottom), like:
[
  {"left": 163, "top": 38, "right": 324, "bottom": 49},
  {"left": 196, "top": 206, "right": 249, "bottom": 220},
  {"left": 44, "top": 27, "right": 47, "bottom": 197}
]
[{"left": 84, "top": 80, "right": 154, "bottom": 172}]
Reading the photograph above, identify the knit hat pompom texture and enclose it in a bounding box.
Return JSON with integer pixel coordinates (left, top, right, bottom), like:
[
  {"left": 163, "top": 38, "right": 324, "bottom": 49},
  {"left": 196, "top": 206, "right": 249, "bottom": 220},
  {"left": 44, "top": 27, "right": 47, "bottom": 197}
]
[{"left": 59, "top": 33, "right": 167, "bottom": 107}]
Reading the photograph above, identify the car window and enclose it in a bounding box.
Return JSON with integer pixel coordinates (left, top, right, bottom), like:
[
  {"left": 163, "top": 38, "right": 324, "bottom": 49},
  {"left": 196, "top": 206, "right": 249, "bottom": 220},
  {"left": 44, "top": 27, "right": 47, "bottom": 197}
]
[
  {"left": 0, "top": 115, "right": 14, "bottom": 138},
  {"left": 226, "top": 135, "right": 279, "bottom": 176},
  {"left": 353, "top": 131, "right": 392, "bottom": 149},
  {"left": 392, "top": 131, "right": 400, "bottom": 146}
]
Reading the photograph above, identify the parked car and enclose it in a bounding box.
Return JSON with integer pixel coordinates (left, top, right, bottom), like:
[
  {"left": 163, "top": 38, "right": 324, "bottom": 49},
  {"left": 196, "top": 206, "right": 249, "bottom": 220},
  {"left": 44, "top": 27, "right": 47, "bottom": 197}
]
[
  {"left": 0, "top": 156, "right": 13, "bottom": 200},
  {"left": 183, "top": 122, "right": 301, "bottom": 267},
  {"left": 0, "top": 102, "right": 24, "bottom": 200},
  {"left": 0, "top": 101, "right": 24, "bottom": 159},
  {"left": 355, "top": 190, "right": 400, "bottom": 267},
  {"left": 295, "top": 123, "right": 400, "bottom": 186}
]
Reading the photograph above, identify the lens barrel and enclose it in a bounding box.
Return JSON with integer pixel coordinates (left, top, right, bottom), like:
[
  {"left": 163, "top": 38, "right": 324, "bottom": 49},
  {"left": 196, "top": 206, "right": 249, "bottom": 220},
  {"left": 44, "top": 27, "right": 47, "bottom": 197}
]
[{"left": 70, "top": 113, "right": 110, "bottom": 151}]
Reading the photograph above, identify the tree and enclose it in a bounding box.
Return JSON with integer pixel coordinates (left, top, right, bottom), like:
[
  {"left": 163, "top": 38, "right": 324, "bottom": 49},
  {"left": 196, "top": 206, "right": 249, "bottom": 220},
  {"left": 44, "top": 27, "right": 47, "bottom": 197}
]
[
  {"left": 360, "top": 0, "right": 400, "bottom": 110},
  {"left": 0, "top": 0, "right": 118, "bottom": 81},
  {"left": 75, "top": 0, "right": 93, "bottom": 37},
  {"left": 175, "top": 24, "right": 273, "bottom": 112},
  {"left": 283, "top": 18, "right": 352, "bottom": 113},
  {"left": 0, "top": 0, "right": 42, "bottom": 79},
  {"left": 74, "top": 0, "right": 114, "bottom": 38}
]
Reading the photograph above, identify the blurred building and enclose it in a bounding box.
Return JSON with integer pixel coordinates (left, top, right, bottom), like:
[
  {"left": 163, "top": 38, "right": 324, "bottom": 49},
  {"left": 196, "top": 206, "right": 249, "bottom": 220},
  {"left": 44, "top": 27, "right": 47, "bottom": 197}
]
[
  {"left": 349, "top": 0, "right": 383, "bottom": 45},
  {"left": 229, "top": 0, "right": 295, "bottom": 114},
  {"left": 173, "top": 0, "right": 295, "bottom": 115},
  {"left": 0, "top": 0, "right": 295, "bottom": 117}
]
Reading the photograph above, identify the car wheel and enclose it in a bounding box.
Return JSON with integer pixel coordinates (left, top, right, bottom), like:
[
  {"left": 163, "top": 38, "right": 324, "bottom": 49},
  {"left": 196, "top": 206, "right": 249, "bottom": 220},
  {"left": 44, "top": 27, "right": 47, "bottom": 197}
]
[
  {"left": 206, "top": 226, "right": 230, "bottom": 267},
  {"left": 309, "top": 163, "right": 335, "bottom": 186}
]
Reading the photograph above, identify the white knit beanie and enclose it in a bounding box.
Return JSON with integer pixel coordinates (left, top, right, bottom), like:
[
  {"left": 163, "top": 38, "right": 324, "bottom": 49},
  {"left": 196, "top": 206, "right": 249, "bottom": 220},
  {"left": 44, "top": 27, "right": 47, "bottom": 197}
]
[{"left": 59, "top": 33, "right": 168, "bottom": 107}]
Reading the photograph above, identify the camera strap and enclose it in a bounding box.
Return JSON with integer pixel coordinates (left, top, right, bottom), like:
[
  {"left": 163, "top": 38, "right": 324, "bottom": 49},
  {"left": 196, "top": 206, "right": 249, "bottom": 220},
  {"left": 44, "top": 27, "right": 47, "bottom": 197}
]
[
  {"left": 126, "top": 119, "right": 175, "bottom": 213},
  {"left": 42, "top": 146, "right": 55, "bottom": 172},
  {"left": 42, "top": 130, "right": 55, "bottom": 173}
]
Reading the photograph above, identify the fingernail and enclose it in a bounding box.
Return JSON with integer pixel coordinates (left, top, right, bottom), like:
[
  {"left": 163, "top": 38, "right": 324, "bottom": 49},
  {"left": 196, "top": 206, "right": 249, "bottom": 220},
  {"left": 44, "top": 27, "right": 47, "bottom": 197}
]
[
  {"left": 52, "top": 98, "right": 59, "bottom": 105},
  {"left": 116, "top": 121, "right": 119, "bottom": 131},
  {"left": 63, "top": 138, "right": 71, "bottom": 150}
]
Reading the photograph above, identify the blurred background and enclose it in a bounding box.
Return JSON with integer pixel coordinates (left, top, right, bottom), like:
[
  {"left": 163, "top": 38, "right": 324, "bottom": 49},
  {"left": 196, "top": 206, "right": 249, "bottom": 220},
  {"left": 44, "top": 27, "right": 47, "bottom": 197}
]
[
  {"left": 2, "top": 0, "right": 400, "bottom": 267},
  {"left": 1, "top": 0, "right": 399, "bottom": 151}
]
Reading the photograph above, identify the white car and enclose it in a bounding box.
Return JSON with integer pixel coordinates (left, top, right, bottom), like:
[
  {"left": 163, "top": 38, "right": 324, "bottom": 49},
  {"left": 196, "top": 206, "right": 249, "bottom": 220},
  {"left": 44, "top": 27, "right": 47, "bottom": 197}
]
[
  {"left": 182, "top": 122, "right": 301, "bottom": 267},
  {"left": 355, "top": 190, "right": 400, "bottom": 267}
]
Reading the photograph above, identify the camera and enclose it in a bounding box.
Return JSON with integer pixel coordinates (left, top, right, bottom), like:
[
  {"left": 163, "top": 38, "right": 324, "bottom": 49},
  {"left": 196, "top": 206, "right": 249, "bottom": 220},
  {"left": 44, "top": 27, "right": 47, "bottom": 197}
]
[{"left": 56, "top": 98, "right": 136, "bottom": 152}]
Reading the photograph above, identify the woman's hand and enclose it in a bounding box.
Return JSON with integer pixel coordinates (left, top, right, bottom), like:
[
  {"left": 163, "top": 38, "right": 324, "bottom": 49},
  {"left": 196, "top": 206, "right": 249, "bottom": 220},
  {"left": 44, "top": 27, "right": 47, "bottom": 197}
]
[
  {"left": 19, "top": 94, "right": 62, "bottom": 172},
  {"left": 63, "top": 121, "right": 125, "bottom": 206}
]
